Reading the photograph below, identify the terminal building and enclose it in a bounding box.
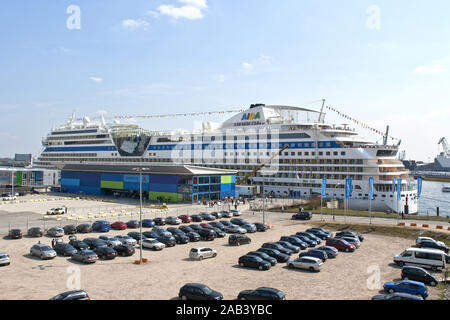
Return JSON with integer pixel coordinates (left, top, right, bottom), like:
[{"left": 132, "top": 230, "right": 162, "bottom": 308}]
[
  {"left": 58, "top": 164, "right": 237, "bottom": 203},
  {"left": 0, "top": 167, "right": 60, "bottom": 193}
]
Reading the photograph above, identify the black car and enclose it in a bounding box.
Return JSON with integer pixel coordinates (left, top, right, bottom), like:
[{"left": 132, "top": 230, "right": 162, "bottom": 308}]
[
  {"left": 306, "top": 228, "right": 332, "bottom": 239},
  {"left": 94, "top": 246, "right": 118, "bottom": 260},
  {"left": 53, "top": 243, "right": 78, "bottom": 256},
  {"left": 27, "top": 227, "right": 43, "bottom": 237},
  {"left": 293, "top": 234, "right": 317, "bottom": 247},
  {"left": 246, "top": 251, "right": 277, "bottom": 266},
  {"left": 190, "top": 224, "right": 204, "bottom": 232},
  {"left": 335, "top": 231, "right": 364, "bottom": 242},
  {"left": 197, "top": 229, "right": 216, "bottom": 241},
  {"left": 142, "top": 231, "right": 159, "bottom": 239},
  {"left": 291, "top": 212, "right": 312, "bottom": 220},
  {"left": 211, "top": 227, "right": 226, "bottom": 238},
  {"left": 237, "top": 287, "right": 285, "bottom": 300},
  {"left": 276, "top": 241, "right": 300, "bottom": 253},
  {"left": 82, "top": 238, "right": 108, "bottom": 250},
  {"left": 280, "top": 236, "right": 308, "bottom": 250},
  {"left": 128, "top": 232, "right": 148, "bottom": 242},
  {"left": 170, "top": 232, "right": 190, "bottom": 244},
  {"left": 401, "top": 266, "right": 439, "bottom": 286},
  {"left": 296, "top": 232, "right": 322, "bottom": 244},
  {"left": 199, "top": 213, "right": 216, "bottom": 221},
  {"left": 63, "top": 225, "right": 77, "bottom": 235},
  {"left": 229, "top": 234, "right": 251, "bottom": 246},
  {"left": 316, "top": 246, "right": 339, "bottom": 258},
  {"left": 154, "top": 217, "right": 166, "bottom": 226},
  {"left": 371, "top": 292, "right": 424, "bottom": 300},
  {"left": 8, "top": 229, "right": 22, "bottom": 239},
  {"left": 76, "top": 224, "right": 92, "bottom": 233},
  {"left": 69, "top": 239, "right": 90, "bottom": 252},
  {"left": 262, "top": 242, "right": 293, "bottom": 255},
  {"left": 178, "top": 283, "right": 223, "bottom": 300},
  {"left": 210, "top": 212, "right": 223, "bottom": 219},
  {"left": 419, "top": 240, "right": 449, "bottom": 253},
  {"left": 114, "top": 244, "right": 135, "bottom": 256},
  {"left": 230, "top": 218, "right": 247, "bottom": 226},
  {"left": 209, "top": 222, "right": 226, "bottom": 230},
  {"left": 254, "top": 223, "right": 269, "bottom": 232},
  {"left": 179, "top": 225, "right": 195, "bottom": 233},
  {"left": 257, "top": 248, "right": 289, "bottom": 263},
  {"left": 185, "top": 232, "right": 201, "bottom": 242},
  {"left": 191, "top": 215, "right": 203, "bottom": 222},
  {"left": 126, "top": 220, "right": 140, "bottom": 229},
  {"left": 157, "top": 235, "right": 176, "bottom": 247},
  {"left": 50, "top": 290, "right": 90, "bottom": 300},
  {"left": 238, "top": 255, "right": 271, "bottom": 270},
  {"left": 299, "top": 249, "right": 328, "bottom": 262}
]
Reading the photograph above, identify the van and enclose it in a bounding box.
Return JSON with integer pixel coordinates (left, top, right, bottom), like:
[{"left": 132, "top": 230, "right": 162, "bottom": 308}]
[{"left": 394, "top": 248, "right": 446, "bottom": 271}]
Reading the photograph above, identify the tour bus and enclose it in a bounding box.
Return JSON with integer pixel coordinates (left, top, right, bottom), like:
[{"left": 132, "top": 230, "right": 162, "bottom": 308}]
[{"left": 394, "top": 248, "right": 446, "bottom": 271}]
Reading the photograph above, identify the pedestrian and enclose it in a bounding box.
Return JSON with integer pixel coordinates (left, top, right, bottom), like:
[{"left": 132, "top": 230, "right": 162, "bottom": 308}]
[
  {"left": 402, "top": 211, "right": 405, "bottom": 220},
  {"left": 234, "top": 203, "right": 238, "bottom": 210},
  {"left": 282, "top": 206, "right": 285, "bottom": 215},
  {"left": 52, "top": 239, "right": 56, "bottom": 248}
]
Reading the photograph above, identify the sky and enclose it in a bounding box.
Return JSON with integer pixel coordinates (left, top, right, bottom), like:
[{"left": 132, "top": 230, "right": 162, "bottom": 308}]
[{"left": 0, "top": 0, "right": 449, "bottom": 161}]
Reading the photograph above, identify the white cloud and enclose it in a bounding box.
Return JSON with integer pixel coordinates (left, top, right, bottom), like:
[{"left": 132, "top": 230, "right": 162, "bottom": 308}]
[
  {"left": 90, "top": 77, "right": 104, "bottom": 83},
  {"left": 241, "top": 55, "right": 274, "bottom": 74},
  {"left": 242, "top": 62, "right": 253, "bottom": 71},
  {"left": 413, "top": 63, "right": 446, "bottom": 74},
  {"left": 146, "top": 10, "right": 160, "bottom": 19},
  {"left": 121, "top": 19, "right": 150, "bottom": 31},
  {"left": 157, "top": 0, "right": 208, "bottom": 20}
]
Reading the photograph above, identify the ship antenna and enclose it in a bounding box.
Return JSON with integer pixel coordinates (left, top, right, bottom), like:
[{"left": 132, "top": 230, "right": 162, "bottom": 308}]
[{"left": 319, "top": 99, "right": 326, "bottom": 123}]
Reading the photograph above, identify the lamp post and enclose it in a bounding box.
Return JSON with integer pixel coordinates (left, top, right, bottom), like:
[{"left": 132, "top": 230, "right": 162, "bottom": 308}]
[{"left": 132, "top": 167, "right": 150, "bottom": 264}]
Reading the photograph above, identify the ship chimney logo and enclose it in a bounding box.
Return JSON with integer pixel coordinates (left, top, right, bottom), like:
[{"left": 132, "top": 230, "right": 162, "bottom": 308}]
[{"left": 241, "top": 112, "right": 261, "bottom": 121}]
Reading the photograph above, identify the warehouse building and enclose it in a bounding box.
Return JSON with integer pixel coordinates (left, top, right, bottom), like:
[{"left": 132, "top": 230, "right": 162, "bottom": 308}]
[{"left": 58, "top": 164, "right": 237, "bottom": 203}]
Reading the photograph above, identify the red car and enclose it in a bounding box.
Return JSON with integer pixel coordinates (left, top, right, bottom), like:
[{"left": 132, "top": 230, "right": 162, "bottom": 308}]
[
  {"left": 178, "top": 215, "right": 192, "bottom": 223},
  {"left": 326, "top": 238, "right": 355, "bottom": 252},
  {"left": 111, "top": 221, "right": 127, "bottom": 230}
]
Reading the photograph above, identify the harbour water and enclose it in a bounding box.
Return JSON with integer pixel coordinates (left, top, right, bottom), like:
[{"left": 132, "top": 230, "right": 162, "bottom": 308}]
[{"left": 418, "top": 180, "right": 450, "bottom": 217}]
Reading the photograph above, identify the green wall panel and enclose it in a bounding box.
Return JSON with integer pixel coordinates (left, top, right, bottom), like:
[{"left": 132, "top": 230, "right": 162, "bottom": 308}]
[
  {"left": 221, "top": 175, "right": 232, "bottom": 184},
  {"left": 101, "top": 180, "right": 124, "bottom": 190},
  {"left": 149, "top": 191, "right": 179, "bottom": 203}
]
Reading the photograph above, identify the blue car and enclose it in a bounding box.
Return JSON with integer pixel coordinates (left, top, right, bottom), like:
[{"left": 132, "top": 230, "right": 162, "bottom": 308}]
[
  {"left": 292, "top": 235, "right": 316, "bottom": 247},
  {"left": 92, "top": 221, "right": 111, "bottom": 233},
  {"left": 383, "top": 280, "right": 429, "bottom": 299},
  {"left": 127, "top": 220, "right": 140, "bottom": 229},
  {"left": 142, "top": 219, "right": 156, "bottom": 228}
]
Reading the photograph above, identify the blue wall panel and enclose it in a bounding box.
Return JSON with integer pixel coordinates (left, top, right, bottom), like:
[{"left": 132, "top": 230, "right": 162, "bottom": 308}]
[
  {"left": 148, "top": 183, "right": 178, "bottom": 193},
  {"left": 61, "top": 171, "right": 80, "bottom": 179},
  {"left": 80, "top": 179, "right": 100, "bottom": 187},
  {"left": 124, "top": 182, "right": 141, "bottom": 191},
  {"left": 101, "top": 173, "right": 124, "bottom": 181},
  {"left": 150, "top": 175, "right": 178, "bottom": 185},
  {"left": 80, "top": 172, "right": 101, "bottom": 181},
  {"left": 79, "top": 186, "right": 103, "bottom": 195},
  {"left": 221, "top": 183, "right": 232, "bottom": 192},
  {"left": 61, "top": 178, "right": 80, "bottom": 187},
  {"left": 62, "top": 186, "right": 80, "bottom": 193}
]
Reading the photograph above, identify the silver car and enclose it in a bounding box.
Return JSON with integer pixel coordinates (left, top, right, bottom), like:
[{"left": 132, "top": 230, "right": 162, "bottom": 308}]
[
  {"left": 114, "top": 235, "right": 137, "bottom": 246},
  {"left": 48, "top": 227, "right": 64, "bottom": 237},
  {"left": 141, "top": 238, "right": 165, "bottom": 251},
  {"left": 166, "top": 216, "right": 182, "bottom": 225},
  {"left": 189, "top": 246, "right": 217, "bottom": 260},
  {"left": 99, "top": 235, "right": 122, "bottom": 247},
  {"left": 30, "top": 244, "right": 57, "bottom": 260},
  {"left": 340, "top": 236, "right": 361, "bottom": 248},
  {"left": 224, "top": 225, "right": 247, "bottom": 234},
  {"left": 0, "top": 252, "right": 11, "bottom": 266},
  {"left": 230, "top": 210, "right": 242, "bottom": 216},
  {"left": 287, "top": 256, "right": 323, "bottom": 272}
]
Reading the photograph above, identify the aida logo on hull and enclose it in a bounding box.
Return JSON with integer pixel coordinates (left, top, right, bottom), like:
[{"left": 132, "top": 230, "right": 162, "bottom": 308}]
[{"left": 241, "top": 112, "right": 261, "bottom": 121}]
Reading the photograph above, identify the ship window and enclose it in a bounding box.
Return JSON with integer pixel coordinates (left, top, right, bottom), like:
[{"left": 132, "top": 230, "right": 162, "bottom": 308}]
[{"left": 341, "top": 152, "right": 346, "bottom": 156}]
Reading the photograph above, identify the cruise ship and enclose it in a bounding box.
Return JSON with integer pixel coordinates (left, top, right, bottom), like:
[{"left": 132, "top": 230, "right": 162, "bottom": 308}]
[{"left": 33, "top": 104, "right": 418, "bottom": 213}]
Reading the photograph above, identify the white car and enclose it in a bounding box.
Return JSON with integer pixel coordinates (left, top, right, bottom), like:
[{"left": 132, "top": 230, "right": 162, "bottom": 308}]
[
  {"left": 2, "top": 196, "right": 17, "bottom": 201},
  {"left": 230, "top": 210, "right": 242, "bottom": 216},
  {"left": 99, "top": 235, "right": 122, "bottom": 247},
  {"left": 189, "top": 246, "right": 217, "bottom": 260},
  {"left": 287, "top": 257, "right": 323, "bottom": 272},
  {"left": 46, "top": 208, "right": 65, "bottom": 215},
  {"left": 142, "top": 238, "right": 165, "bottom": 251},
  {"left": 0, "top": 252, "right": 11, "bottom": 266},
  {"left": 114, "top": 235, "right": 137, "bottom": 246}
]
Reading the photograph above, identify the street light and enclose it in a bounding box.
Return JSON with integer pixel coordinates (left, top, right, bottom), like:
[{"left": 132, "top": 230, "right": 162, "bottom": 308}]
[{"left": 132, "top": 167, "right": 150, "bottom": 264}]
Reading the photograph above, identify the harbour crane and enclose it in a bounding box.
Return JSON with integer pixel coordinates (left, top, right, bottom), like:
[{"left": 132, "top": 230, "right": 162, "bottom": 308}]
[
  {"left": 438, "top": 137, "right": 450, "bottom": 157},
  {"left": 236, "top": 145, "right": 290, "bottom": 186}
]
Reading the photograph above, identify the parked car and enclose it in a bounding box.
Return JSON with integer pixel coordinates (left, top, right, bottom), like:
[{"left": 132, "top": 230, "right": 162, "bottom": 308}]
[
  {"left": 339, "top": 236, "right": 361, "bottom": 249},
  {"left": 47, "top": 227, "right": 64, "bottom": 237},
  {"left": 257, "top": 248, "right": 289, "bottom": 263},
  {"left": 154, "top": 217, "right": 166, "bottom": 226},
  {"left": 237, "top": 287, "right": 286, "bottom": 300},
  {"left": 326, "top": 238, "right": 356, "bottom": 252},
  {"left": 210, "top": 221, "right": 226, "bottom": 230},
  {"left": 76, "top": 224, "right": 92, "bottom": 233},
  {"left": 293, "top": 234, "right": 317, "bottom": 247},
  {"left": 91, "top": 221, "right": 111, "bottom": 233},
  {"left": 335, "top": 231, "right": 364, "bottom": 242},
  {"left": 71, "top": 250, "right": 98, "bottom": 264},
  {"left": 179, "top": 225, "right": 195, "bottom": 233},
  {"left": 230, "top": 218, "right": 247, "bottom": 226},
  {"left": 280, "top": 236, "right": 308, "bottom": 250},
  {"left": 178, "top": 283, "right": 223, "bottom": 300},
  {"left": 254, "top": 223, "right": 270, "bottom": 232},
  {"left": 157, "top": 235, "right": 177, "bottom": 247},
  {"left": 220, "top": 211, "right": 233, "bottom": 218},
  {"left": 53, "top": 242, "right": 77, "bottom": 256},
  {"left": 246, "top": 251, "right": 277, "bottom": 266},
  {"left": 27, "top": 227, "right": 43, "bottom": 237},
  {"left": 111, "top": 221, "right": 127, "bottom": 230},
  {"left": 127, "top": 232, "right": 148, "bottom": 242},
  {"left": 262, "top": 242, "right": 294, "bottom": 255},
  {"left": 401, "top": 266, "right": 439, "bottom": 286},
  {"left": 185, "top": 232, "right": 201, "bottom": 242},
  {"left": 142, "top": 238, "right": 166, "bottom": 250},
  {"left": 0, "top": 252, "right": 11, "bottom": 266},
  {"left": 228, "top": 234, "right": 251, "bottom": 246},
  {"left": 50, "top": 290, "right": 90, "bottom": 300},
  {"left": 238, "top": 255, "right": 271, "bottom": 270},
  {"left": 296, "top": 232, "right": 322, "bottom": 244},
  {"left": 394, "top": 248, "right": 447, "bottom": 271},
  {"left": 98, "top": 235, "right": 122, "bottom": 247},
  {"left": 94, "top": 246, "right": 118, "bottom": 260},
  {"left": 199, "top": 213, "right": 216, "bottom": 221},
  {"left": 197, "top": 229, "right": 216, "bottom": 241},
  {"left": 291, "top": 212, "right": 312, "bottom": 220},
  {"left": 178, "top": 215, "right": 192, "bottom": 223},
  {"left": 223, "top": 224, "right": 247, "bottom": 234},
  {"left": 306, "top": 228, "right": 332, "bottom": 239},
  {"left": 316, "top": 246, "right": 339, "bottom": 258},
  {"left": 114, "top": 235, "right": 137, "bottom": 246},
  {"left": 8, "top": 229, "right": 22, "bottom": 239},
  {"left": 299, "top": 249, "right": 328, "bottom": 262},
  {"left": 126, "top": 220, "right": 140, "bottom": 229},
  {"left": 114, "top": 244, "right": 135, "bottom": 256},
  {"left": 416, "top": 237, "right": 445, "bottom": 247},
  {"left": 241, "top": 223, "right": 257, "bottom": 233},
  {"left": 417, "top": 239, "right": 449, "bottom": 253},
  {"left": 287, "top": 256, "right": 323, "bottom": 272},
  {"left": 230, "top": 209, "right": 242, "bottom": 216},
  {"left": 69, "top": 239, "right": 90, "bottom": 252},
  {"left": 276, "top": 241, "right": 300, "bottom": 253},
  {"left": 210, "top": 212, "right": 223, "bottom": 219},
  {"left": 82, "top": 238, "right": 108, "bottom": 250},
  {"left": 189, "top": 246, "right": 217, "bottom": 260},
  {"left": 211, "top": 227, "right": 226, "bottom": 238},
  {"left": 383, "top": 280, "right": 429, "bottom": 299},
  {"left": 141, "top": 219, "right": 155, "bottom": 228},
  {"left": 167, "top": 228, "right": 190, "bottom": 243},
  {"left": 30, "top": 243, "right": 57, "bottom": 260},
  {"left": 371, "top": 292, "right": 424, "bottom": 300},
  {"left": 191, "top": 215, "right": 203, "bottom": 222},
  {"left": 46, "top": 207, "right": 65, "bottom": 215},
  {"left": 63, "top": 225, "right": 77, "bottom": 235},
  {"left": 166, "top": 216, "right": 182, "bottom": 225}
]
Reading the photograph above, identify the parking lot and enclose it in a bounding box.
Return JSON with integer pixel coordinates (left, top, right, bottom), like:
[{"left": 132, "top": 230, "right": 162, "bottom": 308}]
[{"left": 0, "top": 195, "right": 443, "bottom": 300}]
